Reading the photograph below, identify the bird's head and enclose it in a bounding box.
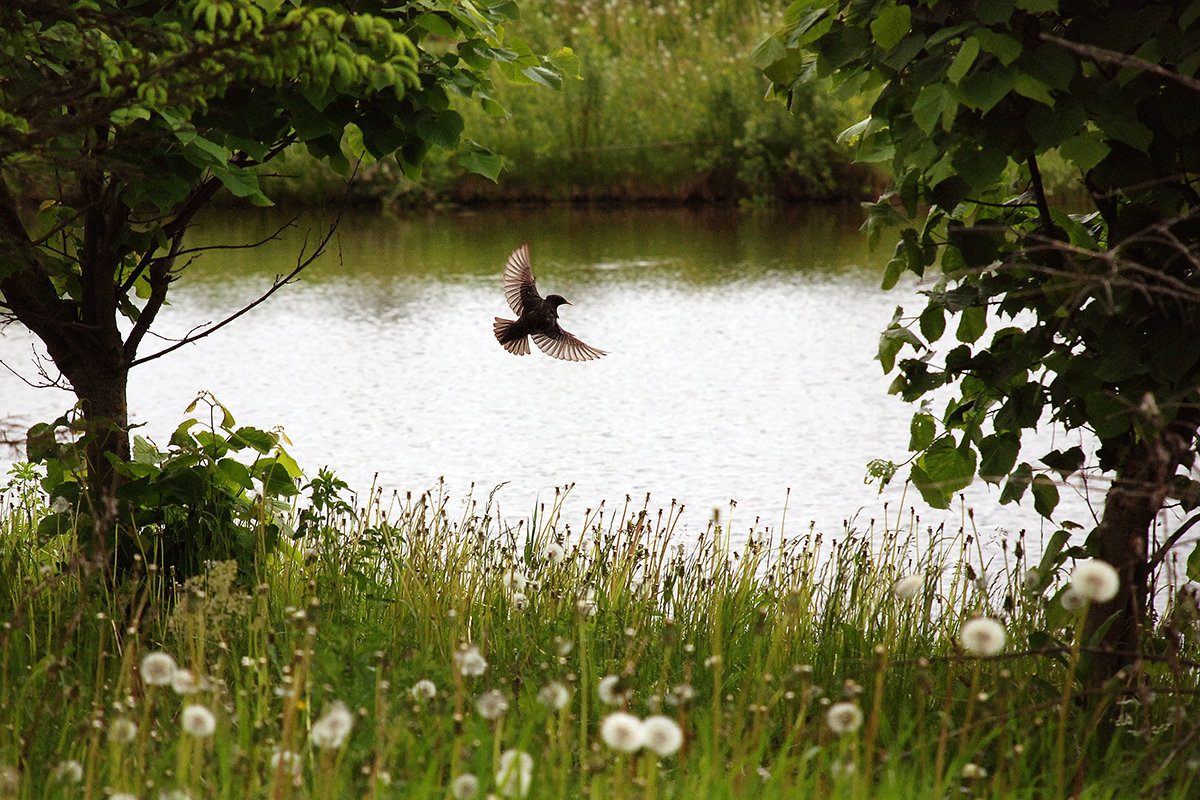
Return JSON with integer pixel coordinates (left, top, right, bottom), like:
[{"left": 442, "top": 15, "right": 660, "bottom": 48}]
[{"left": 546, "top": 294, "right": 572, "bottom": 308}]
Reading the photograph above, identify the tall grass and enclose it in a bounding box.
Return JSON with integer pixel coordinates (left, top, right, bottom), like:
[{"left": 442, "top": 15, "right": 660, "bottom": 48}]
[
  {"left": 268, "top": 0, "right": 876, "bottom": 206},
  {"left": 1, "top": 467, "right": 1197, "bottom": 799}
]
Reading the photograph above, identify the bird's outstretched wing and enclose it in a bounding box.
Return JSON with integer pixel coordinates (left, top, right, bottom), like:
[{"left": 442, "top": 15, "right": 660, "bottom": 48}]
[
  {"left": 503, "top": 242, "right": 540, "bottom": 315},
  {"left": 531, "top": 330, "right": 607, "bottom": 362}
]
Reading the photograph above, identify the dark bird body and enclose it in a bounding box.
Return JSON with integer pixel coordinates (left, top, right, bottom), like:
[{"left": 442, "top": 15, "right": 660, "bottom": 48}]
[{"left": 493, "top": 242, "right": 606, "bottom": 361}]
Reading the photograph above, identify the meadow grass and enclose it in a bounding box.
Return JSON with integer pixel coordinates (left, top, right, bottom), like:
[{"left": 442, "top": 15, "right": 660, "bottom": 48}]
[{"left": 1, "top": 470, "right": 1198, "bottom": 799}]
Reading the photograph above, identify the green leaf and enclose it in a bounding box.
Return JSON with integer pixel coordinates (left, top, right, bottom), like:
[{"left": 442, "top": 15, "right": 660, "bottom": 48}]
[
  {"left": 910, "top": 412, "right": 936, "bottom": 451},
  {"left": 912, "top": 435, "right": 977, "bottom": 506},
  {"left": 459, "top": 145, "right": 504, "bottom": 182},
  {"left": 216, "top": 457, "right": 254, "bottom": 490},
  {"left": 231, "top": 426, "right": 277, "bottom": 453},
  {"left": 1000, "top": 461, "right": 1033, "bottom": 504},
  {"left": 912, "top": 83, "right": 952, "bottom": 134},
  {"left": 1031, "top": 473, "right": 1059, "bottom": 518},
  {"left": 919, "top": 304, "right": 946, "bottom": 342},
  {"left": 979, "top": 432, "right": 1019, "bottom": 483},
  {"left": 974, "top": 29, "right": 1022, "bottom": 66},
  {"left": 957, "top": 67, "right": 1014, "bottom": 113},
  {"left": 1058, "top": 130, "right": 1110, "bottom": 172},
  {"left": 1187, "top": 540, "right": 1200, "bottom": 583},
  {"left": 878, "top": 321, "right": 924, "bottom": 373},
  {"left": 1040, "top": 446, "right": 1085, "bottom": 478},
  {"left": 955, "top": 304, "right": 987, "bottom": 343},
  {"left": 870, "top": 3, "right": 911, "bottom": 51},
  {"left": 415, "top": 11, "right": 457, "bottom": 38},
  {"left": 947, "top": 36, "right": 980, "bottom": 84}
]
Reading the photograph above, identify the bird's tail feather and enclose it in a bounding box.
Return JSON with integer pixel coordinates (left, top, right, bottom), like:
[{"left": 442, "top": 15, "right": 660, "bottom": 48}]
[{"left": 493, "top": 317, "right": 530, "bottom": 355}]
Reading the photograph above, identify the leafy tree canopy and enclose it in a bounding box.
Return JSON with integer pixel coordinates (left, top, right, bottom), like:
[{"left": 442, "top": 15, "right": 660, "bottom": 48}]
[
  {"left": 757, "top": 0, "right": 1200, "bottom": 666},
  {"left": 0, "top": 0, "right": 570, "bottom": 571}
]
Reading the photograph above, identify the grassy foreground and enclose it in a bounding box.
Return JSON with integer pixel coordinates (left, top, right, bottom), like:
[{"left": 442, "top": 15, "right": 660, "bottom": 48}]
[{"left": 1, "top": 469, "right": 1198, "bottom": 799}]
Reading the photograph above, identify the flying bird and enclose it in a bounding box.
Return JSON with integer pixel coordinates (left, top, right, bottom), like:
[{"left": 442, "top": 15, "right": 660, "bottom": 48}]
[{"left": 493, "top": 242, "right": 606, "bottom": 361}]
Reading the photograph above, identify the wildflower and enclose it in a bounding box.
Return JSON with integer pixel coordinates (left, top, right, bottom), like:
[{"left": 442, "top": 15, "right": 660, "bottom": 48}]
[
  {"left": 666, "top": 683, "right": 694, "bottom": 705},
  {"left": 511, "top": 592, "right": 529, "bottom": 611},
  {"left": 476, "top": 689, "right": 509, "bottom": 720},
  {"left": 140, "top": 651, "right": 177, "bottom": 686},
  {"left": 181, "top": 704, "right": 216, "bottom": 738},
  {"left": 51, "top": 495, "right": 71, "bottom": 514},
  {"left": 1070, "top": 559, "right": 1120, "bottom": 604},
  {"left": 577, "top": 587, "right": 597, "bottom": 616},
  {"left": 503, "top": 569, "right": 528, "bottom": 594},
  {"left": 171, "top": 668, "right": 200, "bottom": 695},
  {"left": 893, "top": 574, "right": 922, "bottom": 600},
  {"left": 52, "top": 760, "right": 84, "bottom": 783},
  {"left": 537, "top": 681, "right": 571, "bottom": 710},
  {"left": 961, "top": 762, "right": 989, "bottom": 779},
  {"left": 270, "top": 749, "right": 302, "bottom": 779},
  {"left": 545, "top": 541, "right": 565, "bottom": 564},
  {"left": 109, "top": 717, "right": 138, "bottom": 744},
  {"left": 454, "top": 645, "right": 488, "bottom": 677},
  {"left": 411, "top": 679, "right": 437, "bottom": 702},
  {"left": 494, "top": 749, "right": 533, "bottom": 798},
  {"left": 642, "top": 715, "right": 684, "bottom": 756},
  {"left": 1060, "top": 587, "right": 1085, "bottom": 612},
  {"left": 960, "top": 617, "right": 1007, "bottom": 657},
  {"left": 826, "top": 702, "right": 864, "bottom": 734},
  {"left": 597, "top": 674, "right": 630, "bottom": 706},
  {"left": 451, "top": 773, "right": 479, "bottom": 800},
  {"left": 600, "top": 712, "right": 645, "bottom": 752},
  {"left": 310, "top": 701, "right": 353, "bottom": 749}
]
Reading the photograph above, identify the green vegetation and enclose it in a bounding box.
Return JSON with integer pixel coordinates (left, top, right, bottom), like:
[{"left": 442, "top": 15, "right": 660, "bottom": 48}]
[
  {"left": 2, "top": 401, "right": 1198, "bottom": 799},
  {"left": 757, "top": 0, "right": 1200, "bottom": 675},
  {"left": 273, "top": 0, "right": 876, "bottom": 205}
]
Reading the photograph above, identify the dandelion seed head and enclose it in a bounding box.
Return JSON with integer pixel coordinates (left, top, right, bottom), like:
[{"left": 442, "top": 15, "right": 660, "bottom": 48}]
[
  {"left": 597, "top": 675, "right": 630, "bottom": 706},
  {"left": 494, "top": 749, "right": 533, "bottom": 798},
  {"left": 270, "top": 749, "right": 302, "bottom": 779},
  {"left": 451, "top": 773, "right": 479, "bottom": 800},
  {"left": 545, "top": 541, "right": 565, "bottom": 564},
  {"left": 1060, "top": 587, "right": 1085, "bottom": 612},
  {"left": 171, "top": 668, "right": 200, "bottom": 695},
  {"left": 52, "top": 760, "right": 83, "bottom": 783},
  {"left": 1070, "top": 559, "right": 1120, "bottom": 603},
  {"left": 310, "top": 701, "right": 353, "bottom": 749},
  {"left": 961, "top": 762, "right": 988, "bottom": 779},
  {"left": 455, "top": 645, "right": 488, "bottom": 677},
  {"left": 139, "top": 652, "right": 177, "bottom": 686},
  {"left": 476, "top": 689, "right": 509, "bottom": 720},
  {"left": 109, "top": 717, "right": 138, "bottom": 744},
  {"left": 181, "top": 704, "right": 216, "bottom": 738},
  {"left": 511, "top": 592, "right": 528, "bottom": 611},
  {"left": 502, "top": 569, "right": 527, "bottom": 594},
  {"left": 537, "top": 681, "right": 571, "bottom": 710},
  {"left": 642, "top": 715, "right": 684, "bottom": 756},
  {"left": 411, "top": 679, "right": 437, "bottom": 702},
  {"left": 960, "top": 617, "right": 1007, "bottom": 656},
  {"left": 826, "top": 702, "right": 864, "bottom": 734},
  {"left": 893, "top": 574, "right": 922, "bottom": 600},
  {"left": 600, "top": 712, "right": 645, "bottom": 752}
]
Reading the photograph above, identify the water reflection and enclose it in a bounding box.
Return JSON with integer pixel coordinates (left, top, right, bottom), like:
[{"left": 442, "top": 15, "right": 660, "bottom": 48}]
[{"left": 2, "top": 205, "right": 1084, "bottom": 546}]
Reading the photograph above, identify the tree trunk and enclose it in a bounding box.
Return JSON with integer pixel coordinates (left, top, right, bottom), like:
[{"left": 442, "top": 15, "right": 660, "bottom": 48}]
[{"left": 1086, "top": 409, "right": 1200, "bottom": 684}]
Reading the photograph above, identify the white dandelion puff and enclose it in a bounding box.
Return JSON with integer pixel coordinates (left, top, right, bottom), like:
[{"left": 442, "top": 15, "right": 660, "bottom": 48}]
[
  {"left": 826, "top": 702, "right": 864, "bottom": 734},
  {"left": 600, "top": 712, "right": 645, "bottom": 752},
  {"left": 545, "top": 541, "right": 566, "bottom": 565},
  {"left": 454, "top": 645, "right": 488, "bottom": 677},
  {"left": 961, "top": 762, "right": 989, "bottom": 779},
  {"left": 310, "top": 701, "right": 353, "bottom": 749},
  {"left": 1060, "top": 587, "right": 1085, "bottom": 612},
  {"left": 1070, "top": 559, "right": 1120, "bottom": 604},
  {"left": 597, "top": 674, "right": 630, "bottom": 706},
  {"left": 642, "top": 715, "right": 684, "bottom": 756},
  {"left": 171, "top": 668, "right": 200, "bottom": 695},
  {"left": 139, "top": 652, "right": 177, "bottom": 686},
  {"left": 494, "top": 749, "right": 533, "bottom": 798},
  {"left": 411, "top": 679, "right": 437, "bottom": 702},
  {"left": 181, "top": 704, "right": 216, "bottom": 738},
  {"left": 502, "top": 569, "right": 527, "bottom": 594},
  {"left": 537, "top": 681, "right": 571, "bottom": 710},
  {"left": 270, "top": 749, "right": 302, "bottom": 779},
  {"left": 511, "top": 592, "right": 528, "bottom": 611},
  {"left": 960, "top": 617, "right": 1007, "bottom": 657},
  {"left": 451, "top": 773, "right": 479, "bottom": 800},
  {"left": 476, "top": 689, "right": 509, "bottom": 720},
  {"left": 52, "top": 760, "right": 83, "bottom": 783},
  {"left": 893, "top": 574, "right": 923, "bottom": 600},
  {"left": 109, "top": 717, "right": 138, "bottom": 744}
]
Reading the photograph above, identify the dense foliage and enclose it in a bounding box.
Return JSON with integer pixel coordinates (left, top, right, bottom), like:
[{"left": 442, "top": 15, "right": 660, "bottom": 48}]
[
  {"left": 0, "top": 0, "right": 559, "bottom": 569},
  {"left": 757, "top": 0, "right": 1200, "bottom": 666}
]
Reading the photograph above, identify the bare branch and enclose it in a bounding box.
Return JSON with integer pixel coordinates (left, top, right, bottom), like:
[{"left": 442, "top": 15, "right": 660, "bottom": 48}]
[{"left": 1039, "top": 33, "right": 1200, "bottom": 94}]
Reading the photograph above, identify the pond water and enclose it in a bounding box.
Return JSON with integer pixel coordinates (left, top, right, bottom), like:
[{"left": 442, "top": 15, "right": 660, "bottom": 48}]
[{"left": 1, "top": 205, "right": 1095, "bottom": 548}]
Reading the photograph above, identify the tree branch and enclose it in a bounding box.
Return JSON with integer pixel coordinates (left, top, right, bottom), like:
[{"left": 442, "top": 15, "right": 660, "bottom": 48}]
[{"left": 1039, "top": 33, "right": 1200, "bottom": 94}]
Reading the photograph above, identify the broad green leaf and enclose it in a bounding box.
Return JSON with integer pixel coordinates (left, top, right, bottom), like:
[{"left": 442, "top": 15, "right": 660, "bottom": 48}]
[
  {"left": 910, "top": 412, "right": 936, "bottom": 451},
  {"left": 974, "top": 29, "right": 1022, "bottom": 66},
  {"left": 955, "top": 304, "right": 987, "bottom": 343},
  {"left": 919, "top": 304, "right": 946, "bottom": 342},
  {"left": 459, "top": 145, "right": 504, "bottom": 182},
  {"left": 1000, "top": 461, "right": 1033, "bottom": 504},
  {"left": 947, "top": 36, "right": 980, "bottom": 84},
  {"left": 957, "top": 67, "right": 1014, "bottom": 113},
  {"left": 750, "top": 34, "right": 788, "bottom": 71},
  {"left": 231, "top": 426, "right": 277, "bottom": 453},
  {"left": 1031, "top": 473, "right": 1059, "bottom": 518},
  {"left": 1040, "top": 446, "right": 1085, "bottom": 478},
  {"left": 1058, "top": 130, "right": 1110, "bottom": 172},
  {"left": 870, "top": 3, "right": 911, "bottom": 51},
  {"left": 415, "top": 11, "right": 456, "bottom": 38},
  {"left": 979, "top": 433, "right": 1019, "bottom": 483},
  {"left": 913, "top": 83, "right": 951, "bottom": 134},
  {"left": 913, "top": 435, "right": 977, "bottom": 506},
  {"left": 878, "top": 322, "right": 924, "bottom": 372},
  {"left": 1012, "top": 74, "right": 1054, "bottom": 106}
]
